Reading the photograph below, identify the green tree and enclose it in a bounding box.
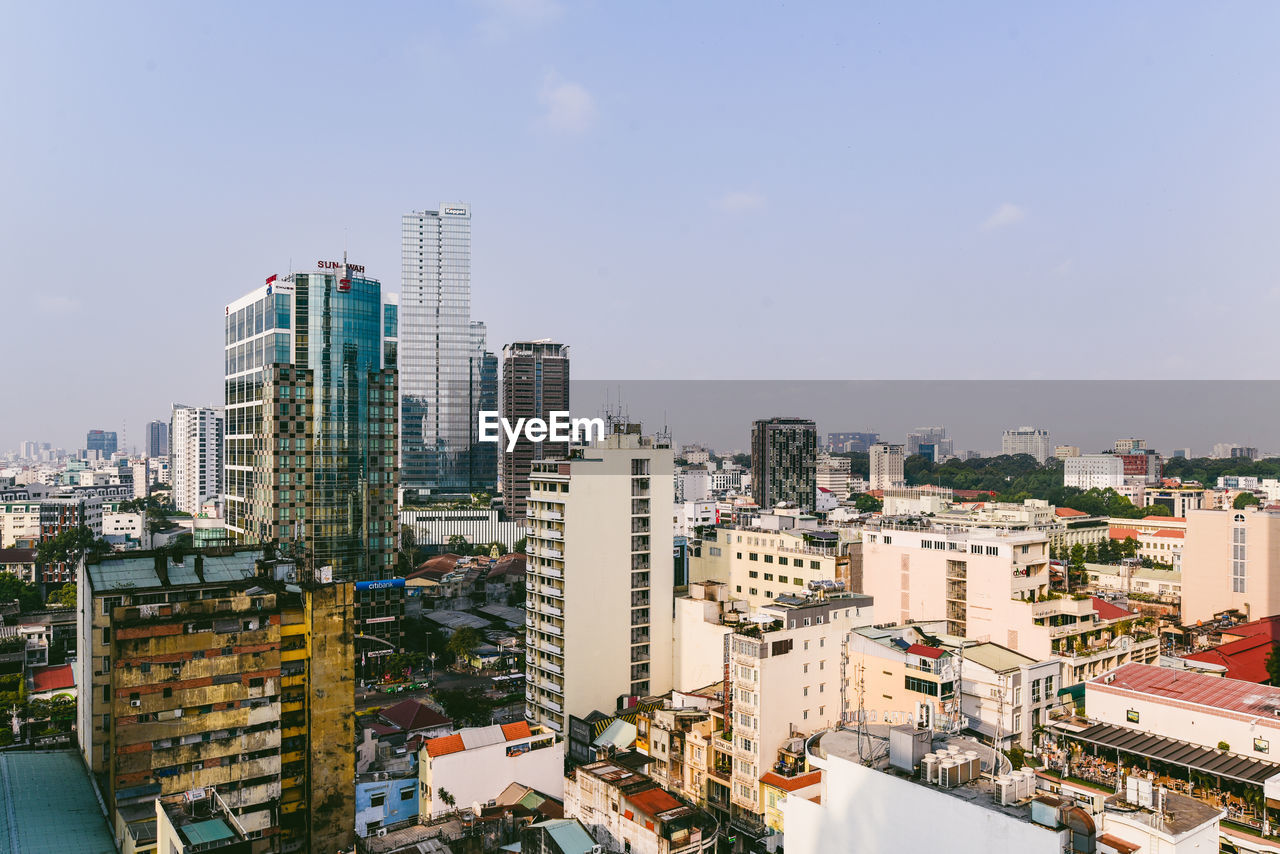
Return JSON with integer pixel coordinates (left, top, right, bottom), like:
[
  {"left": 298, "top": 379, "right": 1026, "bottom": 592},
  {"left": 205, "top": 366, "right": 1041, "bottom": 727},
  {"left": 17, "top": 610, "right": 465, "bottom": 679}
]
[
  {"left": 447, "top": 534, "right": 470, "bottom": 555},
  {"left": 435, "top": 688, "right": 496, "bottom": 727},
  {"left": 513, "top": 537, "right": 527, "bottom": 555},
  {"left": 1068, "top": 543, "right": 1086, "bottom": 567},
  {"left": 1097, "top": 538, "right": 1115, "bottom": 564},
  {"left": 437, "top": 787, "right": 457, "bottom": 815},
  {"left": 1266, "top": 644, "right": 1280, "bottom": 687},
  {"left": 446, "top": 626, "right": 483, "bottom": 660},
  {"left": 0, "top": 575, "right": 43, "bottom": 611},
  {"left": 1084, "top": 543, "right": 1098, "bottom": 564},
  {"left": 853, "top": 493, "right": 883, "bottom": 513},
  {"left": 47, "top": 583, "right": 76, "bottom": 609},
  {"left": 1235, "top": 492, "right": 1261, "bottom": 509}
]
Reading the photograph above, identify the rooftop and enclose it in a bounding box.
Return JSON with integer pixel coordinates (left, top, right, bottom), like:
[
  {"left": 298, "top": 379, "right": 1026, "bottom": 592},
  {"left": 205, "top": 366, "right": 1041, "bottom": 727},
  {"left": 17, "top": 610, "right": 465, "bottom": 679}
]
[
  {"left": 381, "top": 699, "right": 452, "bottom": 734},
  {"left": 86, "top": 548, "right": 265, "bottom": 591},
  {"left": 29, "top": 663, "right": 75, "bottom": 693},
  {"left": 1183, "top": 633, "right": 1276, "bottom": 683},
  {"left": 423, "top": 721, "right": 534, "bottom": 757},
  {"left": 0, "top": 750, "right": 117, "bottom": 853},
  {"left": 1091, "top": 662, "right": 1280, "bottom": 718}
]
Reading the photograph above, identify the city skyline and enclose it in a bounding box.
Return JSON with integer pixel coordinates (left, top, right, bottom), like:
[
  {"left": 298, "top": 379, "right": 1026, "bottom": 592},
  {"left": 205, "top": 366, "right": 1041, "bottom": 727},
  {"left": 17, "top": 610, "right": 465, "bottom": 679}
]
[{"left": 6, "top": 2, "right": 1280, "bottom": 449}]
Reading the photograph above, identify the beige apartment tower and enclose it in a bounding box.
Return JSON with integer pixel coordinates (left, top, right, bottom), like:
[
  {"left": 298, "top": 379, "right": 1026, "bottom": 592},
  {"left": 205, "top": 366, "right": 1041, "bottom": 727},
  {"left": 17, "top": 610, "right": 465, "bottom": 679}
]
[{"left": 524, "top": 424, "right": 674, "bottom": 733}]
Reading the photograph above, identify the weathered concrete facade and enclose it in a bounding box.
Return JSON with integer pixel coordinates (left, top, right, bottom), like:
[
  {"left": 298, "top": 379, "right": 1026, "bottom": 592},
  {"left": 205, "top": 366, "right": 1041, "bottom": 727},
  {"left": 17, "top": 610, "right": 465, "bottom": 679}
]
[{"left": 78, "top": 548, "right": 356, "bottom": 854}]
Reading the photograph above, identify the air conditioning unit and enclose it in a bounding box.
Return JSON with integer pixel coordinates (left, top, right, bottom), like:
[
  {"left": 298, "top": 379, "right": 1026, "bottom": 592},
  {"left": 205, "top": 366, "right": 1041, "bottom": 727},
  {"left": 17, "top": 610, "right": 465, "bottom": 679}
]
[
  {"left": 130, "top": 700, "right": 142, "bottom": 708},
  {"left": 592, "top": 847, "right": 604, "bottom": 854},
  {"left": 376, "top": 828, "right": 388, "bottom": 837}
]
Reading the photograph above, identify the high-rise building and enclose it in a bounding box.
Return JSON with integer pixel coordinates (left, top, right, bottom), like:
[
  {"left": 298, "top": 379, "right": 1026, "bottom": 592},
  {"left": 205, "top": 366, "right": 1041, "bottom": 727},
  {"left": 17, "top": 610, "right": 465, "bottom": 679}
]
[
  {"left": 223, "top": 261, "right": 400, "bottom": 656},
  {"left": 87, "top": 429, "right": 118, "bottom": 457},
  {"left": 868, "top": 443, "right": 905, "bottom": 491},
  {"left": 170, "top": 405, "right": 223, "bottom": 515},
  {"left": 77, "top": 548, "right": 357, "bottom": 854},
  {"left": 750, "top": 418, "right": 817, "bottom": 511},
  {"left": 146, "top": 419, "right": 169, "bottom": 458},
  {"left": 400, "top": 204, "right": 496, "bottom": 497},
  {"left": 1002, "top": 427, "right": 1051, "bottom": 463},
  {"left": 501, "top": 340, "right": 570, "bottom": 519},
  {"left": 826, "top": 432, "right": 879, "bottom": 453},
  {"left": 905, "top": 426, "right": 951, "bottom": 459},
  {"left": 525, "top": 424, "right": 674, "bottom": 734}
]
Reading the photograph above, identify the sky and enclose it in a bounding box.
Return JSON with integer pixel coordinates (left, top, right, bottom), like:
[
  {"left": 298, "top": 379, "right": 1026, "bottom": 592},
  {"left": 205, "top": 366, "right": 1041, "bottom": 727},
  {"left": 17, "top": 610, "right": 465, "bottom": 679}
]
[{"left": 3, "top": 2, "right": 1279, "bottom": 452}]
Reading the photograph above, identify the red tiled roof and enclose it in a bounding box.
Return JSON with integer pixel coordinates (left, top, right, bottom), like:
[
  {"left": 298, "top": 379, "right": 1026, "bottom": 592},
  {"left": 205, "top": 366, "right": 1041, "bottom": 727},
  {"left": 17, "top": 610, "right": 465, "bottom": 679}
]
[
  {"left": 1220, "top": 615, "right": 1280, "bottom": 644},
  {"left": 906, "top": 643, "right": 945, "bottom": 660},
  {"left": 1091, "top": 662, "right": 1280, "bottom": 717},
  {"left": 501, "top": 721, "right": 532, "bottom": 740},
  {"left": 1152, "top": 529, "right": 1184, "bottom": 539},
  {"left": 0, "top": 548, "right": 35, "bottom": 563},
  {"left": 380, "top": 699, "right": 451, "bottom": 733},
  {"left": 1184, "top": 634, "right": 1276, "bottom": 683},
  {"left": 30, "top": 664, "right": 74, "bottom": 693},
  {"left": 760, "top": 770, "right": 822, "bottom": 791},
  {"left": 1090, "top": 596, "right": 1135, "bottom": 622},
  {"left": 628, "top": 786, "right": 683, "bottom": 817},
  {"left": 424, "top": 733, "right": 465, "bottom": 757},
  {"left": 1108, "top": 527, "right": 1140, "bottom": 541},
  {"left": 1055, "top": 507, "right": 1087, "bottom": 518},
  {"left": 1144, "top": 515, "right": 1186, "bottom": 522}
]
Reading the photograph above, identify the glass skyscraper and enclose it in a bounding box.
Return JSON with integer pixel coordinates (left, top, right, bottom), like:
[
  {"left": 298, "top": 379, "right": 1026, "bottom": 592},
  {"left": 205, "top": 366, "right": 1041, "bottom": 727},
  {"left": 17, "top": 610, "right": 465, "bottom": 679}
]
[
  {"left": 223, "top": 260, "right": 401, "bottom": 651},
  {"left": 400, "top": 204, "right": 497, "bottom": 498}
]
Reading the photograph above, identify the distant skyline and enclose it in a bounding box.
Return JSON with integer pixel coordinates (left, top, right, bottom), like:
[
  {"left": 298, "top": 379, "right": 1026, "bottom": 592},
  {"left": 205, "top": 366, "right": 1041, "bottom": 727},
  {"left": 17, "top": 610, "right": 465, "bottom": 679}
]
[{"left": 5, "top": 2, "right": 1280, "bottom": 450}]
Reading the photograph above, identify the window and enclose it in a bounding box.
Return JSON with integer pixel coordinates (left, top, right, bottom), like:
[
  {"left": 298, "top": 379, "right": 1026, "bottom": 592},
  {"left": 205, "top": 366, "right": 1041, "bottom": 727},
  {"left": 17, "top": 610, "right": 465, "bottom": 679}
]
[
  {"left": 249, "top": 677, "right": 264, "bottom": 689},
  {"left": 905, "top": 675, "right": 939, "bottom": 696},
  {"left": 764, "top": 573, "right": 773, "bottom": 581},
  {"left": 1233, "top": 520, "right": 1248, "bottom": 593},
  {"left": 370, "top": 793, "right": 386, "bottom": 808},
  {"left": 764, "top": 555, "right": 774, "bottom": 564},
  {"left": 810, "top": 561, "right": 820, "bottom": 569},
  {"left": 778, "top": 557, "right": 788, "bottom": 566},
  {"left": 749, "top": 571, "right": 759, "bottom": 579},
  {"left": 779, "top": 576, "right": 788, "bottom": 584},
  {"left": 749, "top": 553, "right": 759, "bottom": 561},
  {"left": 401, "top": 787, "right": 415, "bottom": 800}
]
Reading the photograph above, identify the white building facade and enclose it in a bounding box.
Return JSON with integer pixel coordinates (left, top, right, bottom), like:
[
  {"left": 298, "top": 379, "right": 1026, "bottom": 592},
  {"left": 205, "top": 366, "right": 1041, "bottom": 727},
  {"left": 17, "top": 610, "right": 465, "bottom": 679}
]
[{"left": 170, "top": 404, "right": 223, "bottom": 515}]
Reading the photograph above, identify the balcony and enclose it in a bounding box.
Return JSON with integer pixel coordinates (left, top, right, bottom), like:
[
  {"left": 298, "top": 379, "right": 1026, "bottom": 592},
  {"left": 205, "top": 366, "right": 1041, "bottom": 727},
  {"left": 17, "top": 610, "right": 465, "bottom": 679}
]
[
  {"left": 539, "top": 547, "right": 563, "bottom": 559},
  {"left": 540, "top": 640, "right": 562, "bottom": 655},
  {"left": 540, "top": 528, "right": 564, "bottom": 541},
  {"left": 540, "top": 584, "right": 562, "bottom": 598},
  {"left": 542, "top": 660, "right": 562, "bottom": 674},
  {"left": 1031, "top": 596, "right": 1094, "bottom": 618},
  {"left": 539, "top": 565, "right": 563, "bottom": 580},
  {"left": 540, "top": 603, "right": 563, "bottom": 617}
]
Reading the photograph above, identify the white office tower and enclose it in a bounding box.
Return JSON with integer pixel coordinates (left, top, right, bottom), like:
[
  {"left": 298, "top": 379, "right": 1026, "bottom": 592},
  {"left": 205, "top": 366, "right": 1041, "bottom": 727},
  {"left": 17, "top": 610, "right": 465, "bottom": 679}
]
[
  {"left": 400, "top": 203, "right": 495, "bottom": 495},
  {"left": 1001, "top": 427, "right": 1052, "bottom": 463},
  {"left": 171, "top": 404, "right": 223, "bottom": 515},
  {"left": 524, "top": 424, "right": 674, "bottom": 734}
]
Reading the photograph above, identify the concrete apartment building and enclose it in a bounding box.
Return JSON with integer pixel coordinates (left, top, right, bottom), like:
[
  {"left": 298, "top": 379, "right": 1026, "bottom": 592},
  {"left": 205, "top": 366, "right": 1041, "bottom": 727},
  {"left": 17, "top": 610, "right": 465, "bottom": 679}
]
[
  {"left": 524, "top": 424, "right": 675, "bottom": 734},
  {"left": 860, "top": 523, "right": 1158, "bottom": 686},
  {"left": 170, "top": 405, "right": 223, "bottom": 516},
  {"left": 418, "top": 721, "right": 563, "bottom": 819},
  {"left": 719, "top": 594, "right": 874, "bottom": 831},
  {"left": 846, "top": 623, "right": 1060, "bottom": 750},
  {"left": 711, "top": 520, "right": 849, "bottom": 610},
  {"left": 77, "top": 547, "right": 356, "bottom": 854},
  {"left": 565, "top": 759, "right": 718, "bottom": 854},
  {"left": 1001, "top": 427, "right": 1051, "bottom": 463},
  {"left": 501, "top": 340, "right": 570, "bottom": 519},
  {"left": 868, "top": 442, "right": 905, "bottom": 491},
  {"left": 814, "top": 453, "right": 850, "bottom": 497},
  {"left": 1181, "top": 507, "right": 1280, "bottom": 624},
  {"left": 750, "top": 418, "right": 817, "bottom": 512}
]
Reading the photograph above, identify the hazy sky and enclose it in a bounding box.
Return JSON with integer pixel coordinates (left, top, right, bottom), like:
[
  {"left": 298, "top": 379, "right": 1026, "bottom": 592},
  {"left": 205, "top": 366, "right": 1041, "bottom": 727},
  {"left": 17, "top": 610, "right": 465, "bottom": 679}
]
[{"left": 4, "top": 2, "right": 1279, "bottom": 452}]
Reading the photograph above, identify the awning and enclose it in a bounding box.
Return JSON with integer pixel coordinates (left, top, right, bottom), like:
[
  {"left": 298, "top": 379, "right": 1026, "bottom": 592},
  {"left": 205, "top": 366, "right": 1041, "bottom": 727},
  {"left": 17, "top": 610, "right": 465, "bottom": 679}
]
[{"left": 1062, "top": 722, "right": 1280, "bottom": 786}]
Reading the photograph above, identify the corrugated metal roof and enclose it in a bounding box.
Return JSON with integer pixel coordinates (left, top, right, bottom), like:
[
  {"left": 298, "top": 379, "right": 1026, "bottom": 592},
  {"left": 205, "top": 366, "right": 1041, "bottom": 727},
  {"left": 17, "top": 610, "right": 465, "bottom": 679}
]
[
  {"left": 0, "top": 750, "right": 117, "bottom": 853},
  {"left": 536, "top": 818, "right": 597, "bottom": 853},
  {"left": 180, "top": 818, "right": 236, "bottom": 846},
  {"left": 86, "top": 550, "right": 263, "bottom": 591},
  {"left": 1093, "top": 662, "right": 1280, "bottom": 717}
]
